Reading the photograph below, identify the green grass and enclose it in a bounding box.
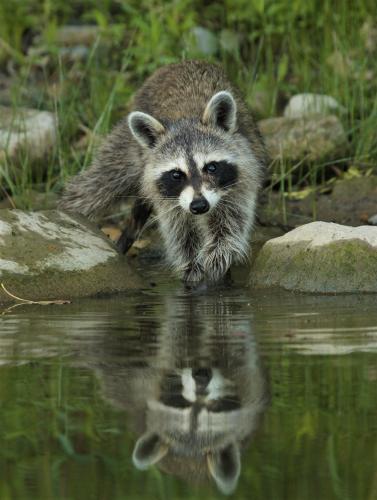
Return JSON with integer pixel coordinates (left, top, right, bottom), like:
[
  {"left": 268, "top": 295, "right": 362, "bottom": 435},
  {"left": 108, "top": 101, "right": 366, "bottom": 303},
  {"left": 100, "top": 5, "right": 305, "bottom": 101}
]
[{"left": 0, "top": 0, "right": 376, "bottom": 209}]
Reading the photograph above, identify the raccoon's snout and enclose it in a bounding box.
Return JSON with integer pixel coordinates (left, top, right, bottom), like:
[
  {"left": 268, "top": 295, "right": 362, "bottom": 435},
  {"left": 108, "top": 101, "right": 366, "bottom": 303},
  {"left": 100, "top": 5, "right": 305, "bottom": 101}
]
[{"left": 190, "top": 197, "right": 209, "bottom": 215}]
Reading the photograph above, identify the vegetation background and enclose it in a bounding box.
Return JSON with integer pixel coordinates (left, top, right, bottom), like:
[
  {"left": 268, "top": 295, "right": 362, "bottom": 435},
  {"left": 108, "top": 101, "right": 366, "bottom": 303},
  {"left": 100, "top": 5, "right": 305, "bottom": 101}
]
[{"left": 0, "top": 0, "right": 376, "bottom": 213}]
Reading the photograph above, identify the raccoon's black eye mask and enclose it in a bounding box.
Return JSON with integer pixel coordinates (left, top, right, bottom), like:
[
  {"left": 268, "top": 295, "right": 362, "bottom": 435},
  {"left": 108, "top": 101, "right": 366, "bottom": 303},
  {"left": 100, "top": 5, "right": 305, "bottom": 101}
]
[
  {"left": 157, "top": 169, "right": 188, "bottom": 198},
  {"left": 203, "top": 161, "right": 238, "bottom": 189}
]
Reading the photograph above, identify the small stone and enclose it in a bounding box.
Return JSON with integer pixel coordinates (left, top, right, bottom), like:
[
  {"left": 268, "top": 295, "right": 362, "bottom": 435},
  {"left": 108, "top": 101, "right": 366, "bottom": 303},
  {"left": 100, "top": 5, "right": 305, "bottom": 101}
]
[
  {"left": 190, "top": 27, "right": 218, "bottom": 55},
  {"left": 59, "top": 45, "right": 90, "bottom": 62},
  {"left": 0, "top": 210, "right": 142, "bottom": 304},
  {"left": 258, "top": 115, "right": 347, "bottom": 162},
  {"left": 0, "top": 106, "right": 57, "bottom": 161},
  {"left": 55, "top": 25, "right": 100, "bottom": 47},
  {"left": 250, "top": 221, "right": 377, "bottom": 293},
  {"left": 368, "top": 214, "right": 377, "bottom": 226},
  {"left": 284, "top": 93, "right": 346, "bottom": 118}
]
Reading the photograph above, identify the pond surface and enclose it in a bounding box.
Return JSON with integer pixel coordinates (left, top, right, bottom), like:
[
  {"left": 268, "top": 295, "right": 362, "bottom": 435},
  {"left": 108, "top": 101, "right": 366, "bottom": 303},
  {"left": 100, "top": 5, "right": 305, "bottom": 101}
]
[{"left": 0, "top": 266, "right": 376, "bottom": 500}]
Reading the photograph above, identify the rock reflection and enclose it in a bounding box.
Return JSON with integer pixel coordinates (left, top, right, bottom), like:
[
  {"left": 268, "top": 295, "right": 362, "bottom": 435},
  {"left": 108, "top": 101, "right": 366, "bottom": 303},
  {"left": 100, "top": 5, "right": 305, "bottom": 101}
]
[{"left": 92, "top": 291, "right": 269, "bottom": 495}]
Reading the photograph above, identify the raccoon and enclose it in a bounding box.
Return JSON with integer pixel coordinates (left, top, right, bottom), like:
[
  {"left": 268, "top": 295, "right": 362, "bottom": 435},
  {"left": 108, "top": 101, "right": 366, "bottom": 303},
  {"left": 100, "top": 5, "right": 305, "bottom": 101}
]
[
  {"left": 59, "top": 60, "right": 267, "bottom": 282},
  {"left": 84, "top": 291, "right": 269, "bottom": 495}
]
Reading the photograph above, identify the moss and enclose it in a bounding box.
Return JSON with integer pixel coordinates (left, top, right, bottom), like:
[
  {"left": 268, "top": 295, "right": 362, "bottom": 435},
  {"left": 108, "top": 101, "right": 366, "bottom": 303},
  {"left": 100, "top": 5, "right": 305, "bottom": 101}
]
[
  {"left": 0, "top": 258, "right": 142, "bottom": 305},
  {"left": 0, "top": 210, "right": 143, "bottom": 305},
  {"left": 251, "top": 239, "right": 377, "bottom": 294}
]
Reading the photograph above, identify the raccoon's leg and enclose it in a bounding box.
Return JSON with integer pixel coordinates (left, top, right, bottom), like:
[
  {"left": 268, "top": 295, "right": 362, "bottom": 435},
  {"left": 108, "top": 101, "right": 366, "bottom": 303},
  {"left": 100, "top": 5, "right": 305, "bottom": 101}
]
[
  {"left": 183, "top": 261, "right": 205, "bottom": 283},
  {"left": 201, "top": 204, "right": 254, "bottom": 282},
  {"left": 159, "top": 213, "right": 204, "bottom": 282},
  {"left": 117, "top": 200, "right": 152, "bottom": 254}
]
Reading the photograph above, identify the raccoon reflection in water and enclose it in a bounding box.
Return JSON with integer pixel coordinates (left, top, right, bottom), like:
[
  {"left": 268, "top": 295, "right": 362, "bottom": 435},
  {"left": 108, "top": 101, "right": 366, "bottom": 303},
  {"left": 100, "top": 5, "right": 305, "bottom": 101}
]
[{"left": 86, "top": 292, "right": 269, "bottom": 495}]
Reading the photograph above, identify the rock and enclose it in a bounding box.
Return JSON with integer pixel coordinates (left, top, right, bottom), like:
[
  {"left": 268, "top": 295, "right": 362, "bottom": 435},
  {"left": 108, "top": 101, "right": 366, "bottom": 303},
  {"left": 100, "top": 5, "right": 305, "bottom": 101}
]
[
  {"left": 258, "top": 115, "right": 347, "bottom": 162},
  {"left": 368, "top": 214, "right": 377, "bottom": 225},
  {"left": 250, "top": 221, "right": 377, "bottom": 293},
  {"left": 0, "top": 210, "right": 142, "bottom": 305},
  {"left": 55, "top": 25, "right": 100, "bottom": 47},
  {"left": 250, "top": 225, "right": 286, "bottom": 264},
  {"left": 190, "top": 27, "right": 218, "bottom": 55},
  {"left": 59, "top": 45, "right": 90, "bottom": 63},
  {"left": 284, "top": 93, "right": 345, "bottom": 118},
  {"left": 259, "top": 176, "right": 377, "bottom": 228},
  {"left": 0, "top": 106, "right": 57, "bottom": 161},
  {"left": 323, "top": 177, "right": 377, "bottom": 225}
]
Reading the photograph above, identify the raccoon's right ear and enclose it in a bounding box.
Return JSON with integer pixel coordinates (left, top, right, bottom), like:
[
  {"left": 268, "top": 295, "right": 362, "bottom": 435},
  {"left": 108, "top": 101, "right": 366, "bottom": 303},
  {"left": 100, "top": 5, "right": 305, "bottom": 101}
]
[
  {"left": 202, "top": 91, "right": 237, "bottom": 133},
  {"left": 132, "top": 432, "right": 168, "bottom": 470},
  {"left": 128, "top": 112, "right": 166, "bottom": 149}
]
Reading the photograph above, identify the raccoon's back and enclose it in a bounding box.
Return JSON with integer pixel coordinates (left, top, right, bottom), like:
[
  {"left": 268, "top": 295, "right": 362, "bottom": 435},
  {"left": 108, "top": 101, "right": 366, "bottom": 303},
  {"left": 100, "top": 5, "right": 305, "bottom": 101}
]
[{"left": 132, "top": 60, "right": 239, "bottom": 122}]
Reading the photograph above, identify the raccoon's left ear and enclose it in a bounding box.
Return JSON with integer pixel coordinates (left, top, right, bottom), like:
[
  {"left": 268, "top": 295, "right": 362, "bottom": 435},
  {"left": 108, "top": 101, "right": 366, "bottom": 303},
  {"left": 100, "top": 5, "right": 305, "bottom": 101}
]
[
  {"left": 128, "top": 111, "right": 166, "bottom": 149},
  {"left": 132, "top": 432, "right": 169, "bottom": 470},
  {"left": 202, "top": 91, "right": 237, "bottom": 133},
  {"left": 207, "top": 442, "right": 241, "bottom": 495}
]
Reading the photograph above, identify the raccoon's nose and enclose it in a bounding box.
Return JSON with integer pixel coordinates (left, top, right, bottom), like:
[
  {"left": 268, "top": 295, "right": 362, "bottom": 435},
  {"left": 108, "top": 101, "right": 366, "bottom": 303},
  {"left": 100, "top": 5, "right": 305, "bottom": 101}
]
[
  {"left": 190, "top": 197, "right": 209, "bottom": 215},
  {"left": 192, "top": 368, "right": 212, "bottom": 387}
]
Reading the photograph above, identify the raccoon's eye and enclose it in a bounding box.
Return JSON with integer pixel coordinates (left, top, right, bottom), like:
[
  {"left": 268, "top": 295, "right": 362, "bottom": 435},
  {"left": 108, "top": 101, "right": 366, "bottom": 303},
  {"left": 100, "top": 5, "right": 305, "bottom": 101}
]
[
  {"left": 170, "top": 169, "right": 185, "bottom": 181},
  {"left": 204, "top": 162, "right": 218, "bottom": 174}
]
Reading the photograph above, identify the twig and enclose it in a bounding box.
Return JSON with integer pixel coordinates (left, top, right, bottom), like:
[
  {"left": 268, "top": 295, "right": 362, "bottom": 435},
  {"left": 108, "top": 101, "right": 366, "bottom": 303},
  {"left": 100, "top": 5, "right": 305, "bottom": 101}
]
[{"left": 0, "top": 283, "right": 71, "bottom": 306}]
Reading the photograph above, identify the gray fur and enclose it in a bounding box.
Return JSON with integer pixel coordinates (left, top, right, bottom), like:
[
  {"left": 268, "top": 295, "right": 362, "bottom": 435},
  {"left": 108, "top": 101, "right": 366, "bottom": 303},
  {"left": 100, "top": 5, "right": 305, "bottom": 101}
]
[{"left": 59, "top": 60, "right": 267, "bottom": 282}]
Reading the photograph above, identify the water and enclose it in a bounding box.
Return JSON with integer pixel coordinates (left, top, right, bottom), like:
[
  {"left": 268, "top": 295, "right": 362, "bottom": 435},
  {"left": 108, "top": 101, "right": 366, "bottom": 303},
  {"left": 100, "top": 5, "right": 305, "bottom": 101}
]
[{"left": 0, "top": 266, "right": 376, "bottom": 500}]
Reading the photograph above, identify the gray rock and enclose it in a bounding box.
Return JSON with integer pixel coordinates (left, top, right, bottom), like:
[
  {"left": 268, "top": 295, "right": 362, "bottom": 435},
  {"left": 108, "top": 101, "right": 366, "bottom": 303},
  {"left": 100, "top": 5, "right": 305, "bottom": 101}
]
[
  {"left": 284, "top": 93, "right": 346, "bottom": 118},
  {"left": 0, "top": 106, "right": 57, "bottom": 161},
  {"left": 259, "top": 176, "right": 377, "bottom": 228},
  {"left": 250, "top": 221, "right": 377, "bottom": 293},
  {"left": 258, "top": 115, "right": 347, "bottom": 162},
  {"left": 0, "top": 210, "right": 142, "bottom": 304},
  {"left": 190, "top": 27, "right": 218, "bottom": 55},
  {"left": 368, "top": 214, "right": 377, "bottom": 225},
  {"left": 55, "top": 25, "right": 100, "bottom": 46},
  {"left": 59, "top": 45, "right": 90, "bottom": 62}
]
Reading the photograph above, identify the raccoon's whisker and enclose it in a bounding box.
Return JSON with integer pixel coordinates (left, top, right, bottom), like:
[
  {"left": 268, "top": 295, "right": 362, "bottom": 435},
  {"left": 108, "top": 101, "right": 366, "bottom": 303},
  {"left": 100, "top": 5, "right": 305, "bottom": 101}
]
[
  {"left": 221, "top": 180, "right": 243, "bottom": 190},
  {"left": 113, "top": 195, "right": 179, "bottom": 201}
]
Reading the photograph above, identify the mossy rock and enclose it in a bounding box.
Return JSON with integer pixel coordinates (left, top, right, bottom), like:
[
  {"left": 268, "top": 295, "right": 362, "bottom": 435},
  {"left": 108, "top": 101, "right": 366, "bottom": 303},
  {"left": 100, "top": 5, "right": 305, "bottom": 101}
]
[
  {"left": 250, "top": 221, "right": 377, "bottom": 293},
  {"left": 0, "top": 209, "right": 142, "bottom": 305}
]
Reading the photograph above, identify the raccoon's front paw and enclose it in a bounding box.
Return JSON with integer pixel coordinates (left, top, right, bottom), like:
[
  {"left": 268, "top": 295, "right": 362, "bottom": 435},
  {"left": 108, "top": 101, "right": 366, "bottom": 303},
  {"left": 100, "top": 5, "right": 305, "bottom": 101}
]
[
  {"left": 203, "top": 248, "right": 231, "bottom": 282},
  {"left": 183, "top": 264, "right": 204, "bottom": 283}
]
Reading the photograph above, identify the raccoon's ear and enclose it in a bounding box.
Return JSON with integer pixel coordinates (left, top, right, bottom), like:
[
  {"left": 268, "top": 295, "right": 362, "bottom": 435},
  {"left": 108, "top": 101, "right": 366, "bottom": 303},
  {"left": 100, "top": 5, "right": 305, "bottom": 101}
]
[
  {"left": 128, "top": 111, "right": 165, "bottom": 149},
  {"left": 207, "top": 442, "right": 241, "bottom": 495},
  {"left": 132, "top": 432, "right": 168, "bottom": 470},
  {"left": 202, "top": 91, "right": 237, "bottom": 133}
]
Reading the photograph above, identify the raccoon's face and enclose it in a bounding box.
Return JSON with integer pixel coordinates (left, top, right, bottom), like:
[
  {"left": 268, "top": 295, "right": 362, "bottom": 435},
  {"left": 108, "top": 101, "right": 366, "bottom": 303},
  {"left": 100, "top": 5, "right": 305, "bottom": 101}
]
[{"left": 128, "top": 92, "right": 243, "bottom": 215}]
